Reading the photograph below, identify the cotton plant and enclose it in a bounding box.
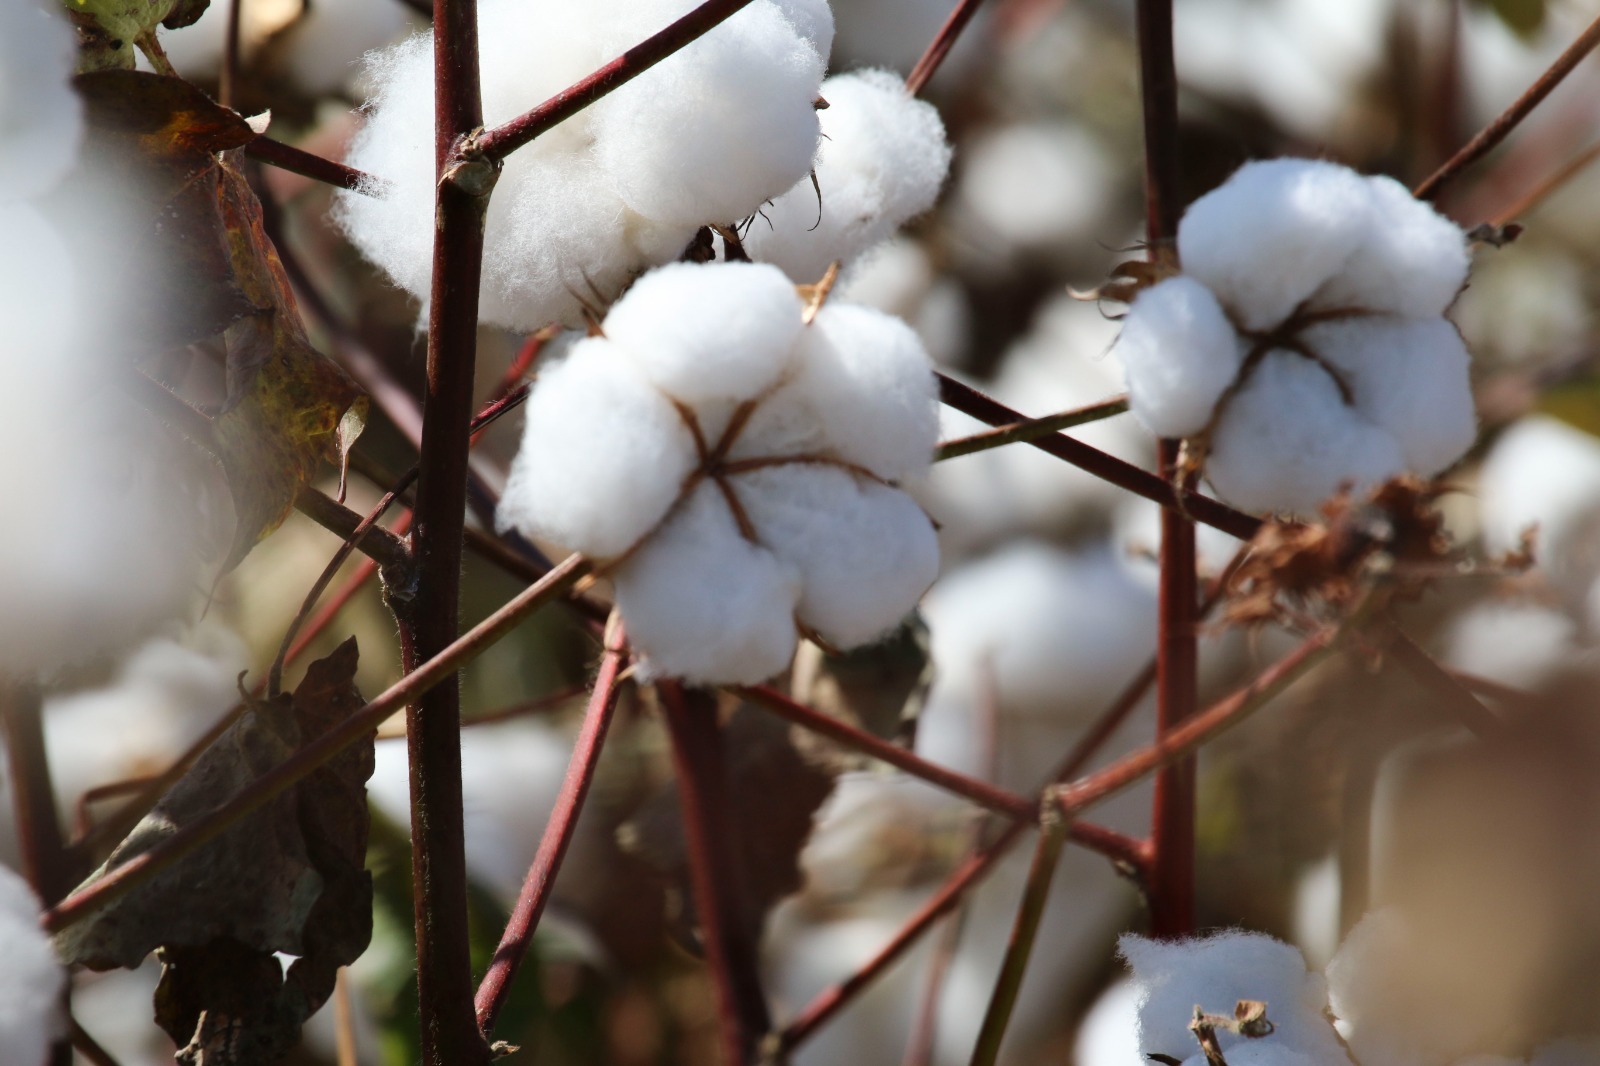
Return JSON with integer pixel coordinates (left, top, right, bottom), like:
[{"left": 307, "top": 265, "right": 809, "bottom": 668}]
[
  {"left": 0, "top": 864, "right": 67, "bottom": 1064},
  {"left": 1112, "top": 158, "right": 1479, "bottom": 516},
  {"left": 499, "top": 260, "right": 940, "bottom": 685},
  {"left": 334, "top": 0, "right": 834, "bottom": 332},
  {"left": 743, "top": 68, "right": 952, "bottom": 285}
]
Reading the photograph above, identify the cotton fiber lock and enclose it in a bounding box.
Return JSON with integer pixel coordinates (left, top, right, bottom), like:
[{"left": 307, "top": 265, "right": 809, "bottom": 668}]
[
  {"left": 1112, "top": 158, "right": 1479, "bottom": 515},
  {"left": 334, "top": 0, "right": 833, "bottom": 332},
  {"left": 499, "top": 261, "right": 941, "bottom": 685}
]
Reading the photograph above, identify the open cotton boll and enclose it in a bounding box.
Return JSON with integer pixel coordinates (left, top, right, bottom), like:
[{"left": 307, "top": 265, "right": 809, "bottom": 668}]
[
  {"left": 758, "top": 301, "right": 941, "bottom": 482},
  {"left": 1117, "top": 276, "right": 1246, "bottom": 438},
  {"left": 499, "top": 339, "right": 698, "bottom": 559},
  {"left": 587, "top": 1, "right": 824, "bottom": 227},
  {"left": 613, "top": 483, "right": 804, "bottom": 684},
  {"left": 838, "top": 239, "right": 972, "bottom": 368},
  {"left": 0, "top": 0, "right": 81, "bottom": 202},
  {"left": 953, "top": 121, "right": 1117, "bottom": 257},
  {"left": 1307, "top": 316, "right": 1477, "bottom": 476},
  {"left": 1478, "top": 416, "right": 1600, "bottom": 595},
  {"left": 1444, "top": 601, "right": 1581, "bottom": 692},
  {"left": 1205, "top": 351, "right": 1404, "bottom": 515},
  {"left": 603, "top": 261, "right": 804, "bottom": 405},
  {"left": 1177, "top": 159, "right": 1372, "bottom": 331},
  {"left": 772, "top": 0, "right": 835, "bottom": 56},
  {"left": 0, "top": 865, "right": 65, "bottom": 1063},
  {"left": 1121, "top": 931, "right": 1349, "bottom": 1066},
  {"left": 744, "top": 70, "right": 952, "bottom": 285},
  {"left": 739, "top": 466, "right": 939, "bottom": 648},
  {"left": 1076, "top": 979, "right": 1146, "bottom": 1066},
  {"left": 1311, "top": 176, "right": 1469, "bottom": 318}
]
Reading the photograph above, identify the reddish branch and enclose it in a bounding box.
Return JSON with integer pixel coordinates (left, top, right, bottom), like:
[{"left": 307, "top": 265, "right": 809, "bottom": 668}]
[
  {"left": 475, "top": 0, "right": 763, "bottom": 164},
  {"left": 937, "top": 373, "right": 1262, "bottom": 541},
  {"left": 658, "top": 682, "right": 772, "bottom": 1066},
  {"left": 1414, "top": 10, "right": 1600, "bottom": 201},
  {"left": 906, "top": 0, "right": 991, "bottom": 95},
  {"left": 476, "top": 614, "right": 629, "bottom": 1036},
  {"left": 244, "top": 136, "right": 380, "bottom": 195}
]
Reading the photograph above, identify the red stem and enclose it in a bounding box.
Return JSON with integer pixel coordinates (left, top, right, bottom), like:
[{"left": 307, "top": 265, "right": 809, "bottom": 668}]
[
  {"left": 1413, "top": 10, "right": 1600, "bottom": 201},
  {"left": 937, "top": 374, "right": 1262, "bottom": 541},
  {"left": 400, "top": 0, "right": 492, "bottom": 1057},
  {"left": 906, "top": 0, "right": 991, "bottom": 96},
  {"left": 475, "top": 616, "right": 629, "bottom": 1036},
  {"left": 475, "top": 0, "right": 763, "bottom": 164},
  {"left": 657, "top": 682, "right": 771, "bottom": 1066},
  {"left": 244, "top": 136, "right": 381, "bottom": 195}
]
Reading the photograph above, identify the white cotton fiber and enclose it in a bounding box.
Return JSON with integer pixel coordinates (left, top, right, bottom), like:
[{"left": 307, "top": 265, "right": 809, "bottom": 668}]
[
  {"left": 1117, "top": 276, "right": 1247, "bottom": 438},
  {"left": 1177, "top": 159, "right": 1372, "bottom": 330},
  {"left": 1205, "top": 350, "right": 1404, "bottom": 515},
  {"left": 1312, "top": 176, "right": 1469, "bottom": 317},
  {"left": 954, "top": 120, "right": 1117, "bottom": 256},
  {"left": 1444, "top": 600, "right": 1578, "bottom": 691},
  {"left": 335, "top": 0, "right": 827, "bottom": 331},
  {"left": 1478, "top": 415, "right": 1600, "bottom": 567},
  {"left": 739, "top": 465, "right": 938, "bottom": 648},
  {"left": 0, "top": 0, "right": 81, "bottom": 202},
  {"left": 1309, "top": 316, "right": 1477, "bottom": 476},
  {"left": 744, "top": 70, "right": 951, "bottom": 284},
  {"left": 603, "top": 261, "right": 804, "bottom": 405},
  {"left": 588, "top": 1, "right": 824, "bottom": 227},
  {"left": 1121, "top": 931, "right": 1348, "bottom": 1066},
  {"left": 767, "top": 301, "right": 941, "bottom": 481},
  {"left": 772, "top": 0, "right": 836, "bottom": 56},
  {"left": 0, "top": 864, "right": 64, "bottom": 1063},
  {"left": 1075, "top": 979, "right": 1146, "bottom": 1066},
  {"left": 499, "top": 339, "right": 698, "bottom": 559},
  {"left": 612, "top": 482, "right": 803, "bottom": 684}
]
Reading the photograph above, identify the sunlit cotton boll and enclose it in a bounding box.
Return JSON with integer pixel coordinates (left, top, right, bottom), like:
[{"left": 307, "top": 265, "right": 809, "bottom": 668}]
[
  {"left": 1115, "top": 159, "right": 1476, "bottom": 516},
  {"left": 1121, "top": 931, "right": 1352, "bottom": 1066},
  {"left": 0, "top": 865, "right": 65, "bottom": 1063},
  {"left": 334, "top": 0, "right": 828, "bottom": 332},
  {"left": 0, "top": 0, "right": 81, "bottom": 202},
  {"left": 837, "top": 239, "right": 972, "bottom": 368},
  {"left": 952, "top": 121, "right": 1118, "bottom": 262},
  {"left": 745, "top": 69, "right": 951, "bottom": 285},
  {"left": 500, "top": 261, "right": 940, "bottom": 685}
]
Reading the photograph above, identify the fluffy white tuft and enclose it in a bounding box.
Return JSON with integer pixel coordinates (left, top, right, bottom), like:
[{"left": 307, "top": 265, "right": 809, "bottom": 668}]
[
  {"left": 1116, "top": 276, "right": 1246, "bottom": 438},
  {"left": 744, "top": 70, "right": 951, "bottom": 284},
  {"left": 0, "top": 0, "right": 81, "bottom": 202},
  {"left": 0, "top": 864, "right": 65, "bottom": 1062},
  {"left": 1177, "top": 158, "right": 1372, "bottom": 331},
  {"left": 1313, "top": 175, "right": 1470, "bottom": 317},
  {"left": 499, "top": 339, "right": 698, "bottom": 559},
  {"left": 1204, "top": 351, "right": 1403, "bottom": 514},
  {"left": 612, "top": 482, "right": 804, "bottom": 684}
]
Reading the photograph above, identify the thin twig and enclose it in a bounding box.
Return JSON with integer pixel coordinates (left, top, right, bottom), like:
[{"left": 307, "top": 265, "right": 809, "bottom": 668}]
[
  {"left": 220, "top": 0, "right": 242, "bottom": 109},
  {"left": 906, "top": 0, "right": 993, "bottom": 96},
  {"left": 476, "top": 614, "right": 629, "bottom": 1036},
  {"left": 1490, "top": 138, "right": 1600, "bottom": 225},
  {"left": 334, "top": 969, "right": 359, "bottom": 1066},
  {"left": 43, "top": 554, "right": 591, "bottom": 935},
  {"left": 937, "top": 374, "right": 1261, "bottom": 541},
  {"left": 244, "top": 136, "right": 385, "bottom": 195},
  {"left": 935, "top": 396, "right": 1130, "bottom": 461},
  {"left": 1380, "top": 620, "right": 1509, "bottom": 740},
  {"left": 1413, "top": 11, "right": 1600, "bottom": 201},
  {"left": 967, "top": 801, "right": 1070, "bottom": 1066},
  {"left": 476, "top": 0, "right": 762, "bottom": 164},
  {"left": 69, "top": 1018, "right": 121, "bottom": 1066},
  {"left": 658, "top": 682, "right": 771, "bottom": 1066}
]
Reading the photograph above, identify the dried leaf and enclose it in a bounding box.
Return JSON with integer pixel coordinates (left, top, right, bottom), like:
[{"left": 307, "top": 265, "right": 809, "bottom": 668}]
[
  {"left": 790, "top": 615, "right": 932, "bottom": 761},
  {"left": 620, "top": 699, "right": 836, "bottom": 952},
  {"left": 57, "top": 640, "right": 375, "bottom": 1066}
]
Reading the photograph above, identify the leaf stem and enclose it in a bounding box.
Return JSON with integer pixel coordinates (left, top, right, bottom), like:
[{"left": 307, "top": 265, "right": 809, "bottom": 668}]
[{"left": 906, "top": 0, "right": 992, "bottom": 96}]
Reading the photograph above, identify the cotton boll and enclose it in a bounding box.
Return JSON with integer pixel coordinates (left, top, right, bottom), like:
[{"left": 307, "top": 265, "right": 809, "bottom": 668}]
[
  {"left": 1205, "top": 351, "right": 1404, "bottom": 515},
  {"left": 1121, "top": 931, "right": 1348, "bottom": 1066},
  {"left": 1116, "top": 276, "right": 1246, "bottom": 438},
  {"left": 1443, "top": 601, "right": 1582, "bottom": 691},
  {"left": 613, "top": 483, "right": 803, "bottom": 684},
  {"left": 43, "top": 625, "right": 248, "bottom": 816},
  {"left": 1177, "top": 159, "right": 1372, "bottom": 331},
  {"left": 737, "top": 465, "right": 938, "bottom": 648},
  {"left": 953, "top": 121, "right": 1117, "bottom": 257},
  {"left": 922, "top": 541, "right": 1157, "bottom": 725},
  {"left": 838, "top": 239, "right": 972, "bottom": 368},
  {"left": 1452, "top": 243, "right": 1592, "bottom": 368},
  {"left": 756, "top": 301, "right": 940, "bottom": 482},
  {"left": 588, "top": 1, "right": 824, "bottom": 227},
  {"left": 0, "top": 865, "right": 65, "bottom": 1064},
  {"left": 1312, "top": 176, "right": 1469, "bottom": 318},
  {"left": 772, "top": 0, "right": 836, "bottom": 62},
  {"left": 1308, "top": 316, "right": 1477, "bottom": 476},
  {"left": 603, "top": 262, "right": 804, "bottom": 405},
  {"left": 1075, "top": 979, "right": 1146, "bottom": 1066},
  {"left": 744, "top": 70, "right": 951, "bottom": 284},
  {"left": 0, "top": 0, "right": 81, "bottom": 202},
  {"left": 499, "top": 339, "right": 698, "bottom": 559},
  {"left": 1478, "top": 416, "right": 1600, "bottom": 607}
]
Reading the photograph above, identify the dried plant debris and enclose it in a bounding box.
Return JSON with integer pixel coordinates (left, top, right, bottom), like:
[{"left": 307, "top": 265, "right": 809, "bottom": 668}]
[
  {"left": 57, "top": 639, "right": 375, "bottom": 1066},
  {"left": 1221, "top": 478, "right": 1459, "bottom": 630}
]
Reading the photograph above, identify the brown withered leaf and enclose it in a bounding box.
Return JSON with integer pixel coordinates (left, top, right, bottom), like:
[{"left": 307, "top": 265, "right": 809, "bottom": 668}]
[
  {"left": 70, "top": 72, "right": 366, "bottom": 571},
  {"left": 790, "top": 616, "right": 932, "bottom": 761},
  {"left": 1222, "top": 478, "right": 1456, "bottom": 630},
  {"left": 620, "top": 695, "right": 836, "bottom": 954},
  {"left": 57, "top": 640, "right": 375, "bottom": 1066}
]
